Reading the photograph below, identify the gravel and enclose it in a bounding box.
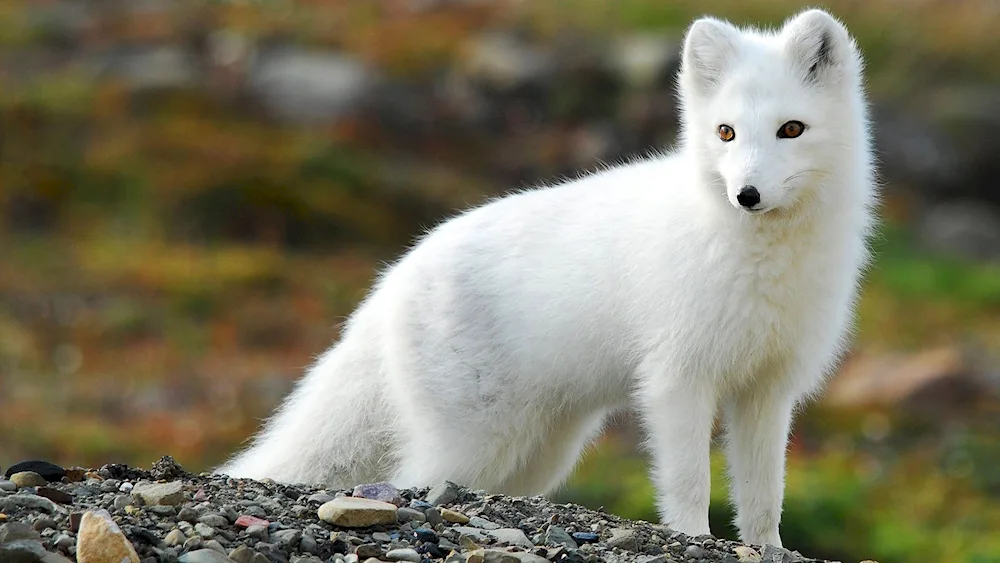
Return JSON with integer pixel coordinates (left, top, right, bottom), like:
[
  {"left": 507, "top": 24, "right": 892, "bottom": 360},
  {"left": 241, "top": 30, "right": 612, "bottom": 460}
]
[{"left": 0, "top": 456, "right": 853, "bottom": 563}]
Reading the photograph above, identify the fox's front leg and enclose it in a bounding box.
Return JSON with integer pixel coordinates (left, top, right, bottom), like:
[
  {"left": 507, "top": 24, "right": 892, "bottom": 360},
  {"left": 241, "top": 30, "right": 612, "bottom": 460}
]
[
  {"left": 638, "top": 375, "right": 718, "bottom": 537},
  {"left": 723, "top": 383, "right": 798, "bottom": 548}
]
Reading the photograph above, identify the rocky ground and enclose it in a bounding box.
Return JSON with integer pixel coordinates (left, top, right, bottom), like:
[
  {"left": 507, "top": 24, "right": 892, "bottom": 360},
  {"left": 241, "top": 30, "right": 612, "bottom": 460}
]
[{"left": 0, "top": 457, "right": 864, "bottom": 563}]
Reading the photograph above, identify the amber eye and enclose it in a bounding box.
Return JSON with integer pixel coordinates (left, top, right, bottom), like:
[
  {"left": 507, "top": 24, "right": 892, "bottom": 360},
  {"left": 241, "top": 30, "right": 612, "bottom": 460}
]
[
  {"left": 718, "top": 125, "right": 735, "bottom": 142},
  {"left": 777, "top": 120, "right": 805, "bottom": 139}
]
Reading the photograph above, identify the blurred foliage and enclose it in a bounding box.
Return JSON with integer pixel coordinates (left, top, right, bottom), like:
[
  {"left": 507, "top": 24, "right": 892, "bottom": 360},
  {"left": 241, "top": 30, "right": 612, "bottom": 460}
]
[{"left": 1, "top": 1, "right": 1000, "bottom": 563}]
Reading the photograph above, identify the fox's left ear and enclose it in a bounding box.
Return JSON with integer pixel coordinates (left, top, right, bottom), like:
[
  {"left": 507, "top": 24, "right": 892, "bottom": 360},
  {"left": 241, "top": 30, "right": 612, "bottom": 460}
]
[{"left": 782, "top": 9, "right": 858, "bottom": 85}]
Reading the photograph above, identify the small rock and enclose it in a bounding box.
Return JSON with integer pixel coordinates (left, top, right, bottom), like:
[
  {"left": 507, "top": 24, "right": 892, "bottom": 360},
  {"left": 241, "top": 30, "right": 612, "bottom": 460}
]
[
  {"left": 440, "top": 508, "right": 469, "bottom": 524},
  {"left": 0, "top": 522, "right": 41, "bottom": 542},
  {"left": 32, "top": 517, "right": 57, "bottom": 531},
  {"left": 571, "top": 532, "right": 599, "bottom": 544},
  {"left": 685, "top": 545, "right": 706, "bottom": 558},
  {"left": 165, "top": 528, "right": 186, "bottom": 547},
  {"left": 318, "top": 497, "right": 397, "bottom": 528},
  {"left": 230, "top": 545, "right": 256, "bottom": 563},
  {"left": 4, "top": 461, "right": 66, "bottom": 482},
  {"left": 307, "top": 493, "right": 336, "bottom": 505},
  {"left": 195, "top": 523, "right": 216, "bottom": 539},
  {"left": 425, "top": 481, "right": 461, "bottom": 506},
  {"left": 205, "top": 539, "right": 228, "bottom": 554},
  {"left": 371, "top": 532, "right": 391, "bottom": 543},
  {"left": 486, "top": 528, "right": 533, "bottom": 549},
  {"left": 149, "top": 505, "right": 177, "bottom": 517},
  {"left": 544, "top": 526, "right": 577, "bottom": 549},
  {"left": 236, "top": 515, "right": 269, "bottom": 528},
  {"left": 273, "top": 528, "right": 302, "bottom": 549},
  {"left": 353, "top": 482, "right": 404, "bottom": 506},
  {"left": 761, "top": 544, "right": 795, "bottom": 563},
  {"left": 300, "top": 532, "right": 318, "bottom": 555},
  {"left": 132, "top": 481, "right": 185, "bottom": 506},
  {"left": 36, "top": 487, "right": 73, "bottom": 505},
  {"left": 424, "top": 507, "right": 444, "bottom": 525},
  {"left": 76, "top": 509, "right": 140, "bottom": 563},
  {"left": 178, "top": 507, "right": 200, "bottom": 523},
  {"left": 397, "top": 507, "right": 426, "bottom": 523},
  {"left": 53, "top": 533, "right": 74, "bottom": 549},
  {"left": 468, "top": 516, "right": 500, "bottom": 530},
  {"left": 0, "top": 494, "right": 59, "bottom": 514},
  {"left": 413, "top": 528, "right": 438, "bottom": 543},
  {"left": 607, "top": 528, "right": 640, "bottom": 552},
  {"left": 199, "top": 513, "right": 230, "bottom": 528},
  {"left": 734, "top": 546, "right": 763, "bottom": 563},
  {"left": 0, "top": 538, "right": 47, "bottom": 563},
  {"left": 10, "top": 472, "right": 48, "bottom": 488},
  {"left": 355, "top": 544, "right": 383, "bottom": 559},
  {"left": 179, "top": 548, "right": 237, "bottom": 563},
  {"left": 0, "top": 480, "right": 15, "bottom": 492},
  {"left": 246, "top": 525, "right": 269, "bottom": 541},
  {"left": 386, "top": 548, "right": 422, "bottom": 562}
]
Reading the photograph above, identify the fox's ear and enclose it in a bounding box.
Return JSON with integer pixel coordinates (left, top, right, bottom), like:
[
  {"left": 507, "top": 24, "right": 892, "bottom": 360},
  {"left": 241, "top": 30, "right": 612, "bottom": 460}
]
[
  {"left": 782, "top": 9, "right": 856, "bottom": 85},
  {"left": 680, "top": 17, "right": 742, "bottom": 95}
]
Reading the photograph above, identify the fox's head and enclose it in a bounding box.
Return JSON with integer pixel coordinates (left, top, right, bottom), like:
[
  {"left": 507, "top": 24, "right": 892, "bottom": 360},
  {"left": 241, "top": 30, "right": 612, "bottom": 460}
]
[{"left": 678, "top": 9, "right": 866, "bottom": 215}]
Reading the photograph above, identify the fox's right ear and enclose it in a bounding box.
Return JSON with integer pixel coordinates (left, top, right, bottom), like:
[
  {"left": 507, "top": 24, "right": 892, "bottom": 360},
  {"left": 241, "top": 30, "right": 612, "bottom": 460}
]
[{"left": 680, "top": 17, "right": 741, "bottom": 95}]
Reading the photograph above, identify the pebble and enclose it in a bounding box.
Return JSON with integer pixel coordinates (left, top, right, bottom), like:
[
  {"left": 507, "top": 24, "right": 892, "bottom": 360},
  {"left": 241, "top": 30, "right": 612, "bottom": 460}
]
[
  {"left": 424, "top": 481, "right": 461, "bottom": 506},
  {"left": 132, "top": 481, "right": 185, "bottom": 506},
  {"left": 307, "top": 493, "right": 336, "bottom": 504},
  {"left": 199, "top": 513, "right": 230, "bottom": 528},
  {"left": 236, "top": 515, "right": 269, "bottom": 528},
  {"left": 195, "top": 522, "right": 216, "bottom": 539},
  {"left": 607, "top": 528, "right": 640, "bottom": 551},
  {"left": 165, "top": 528, "right": 187, "bottom": 546},
  {"left": 4, "top": 461, "right": 66, "bottom": 482},
  {"left": 318, "top": 497, "right": 398, "bottom": 528},
  {"left": 544, "top": 526, "right": 577, "bottom": 549},
  {"left": 486, "top": 528, "right": 533, "bottom": 549},
  {"left": 76, "top": 509, "right": 141, "bottom": 563},
  {"left": 273, "top": 528, "right": 303, "bottom": 549},
  {"left": 386, "top": 547, "right": 422, "bottom": 562},
  {"left": 10, "top": 471, "right": 48, "bottom": 488},
  {"left": 686, "top": 545, "right": 707, "bottom": 558},
  {"left": 352, "top": 482, "right": 404, "bottom": 506},
  {"left": 230, "top": 544, "right": 256, "bottom": 563},
  {"left": 0, "top": 494, "right": 59, "bottom": 513},
  {"left": 439, "top": 508, "right": 469, "bottom": 524},
  {"left": 32, "top": 517, "right": 57, "bottom": 531},
  {"left": 36, "top": 486, "right": 74, "bottom": 505},
  {"left": 355, "top": 543, "right": 383, "bottom": 558},
  {"left": 178, "top": 507, "right": 201, "bottom": 523},
  {"left": 397, "top": 507, "right": 426, "bottom": 523},
  {"left": 0, "top": 537, "right": 48, "bottom": 562},
  {"left": 468, "top": 516, "right": 500, "bottom": 530},
  {"left": 0, "top": 480, "right": 16, "bottom": 492},
  {"left": 572, "top": 532, "right": 600, "bottom": 543},
  {"left": 179, "top": 548, "right": 237, "bottom": 563}
]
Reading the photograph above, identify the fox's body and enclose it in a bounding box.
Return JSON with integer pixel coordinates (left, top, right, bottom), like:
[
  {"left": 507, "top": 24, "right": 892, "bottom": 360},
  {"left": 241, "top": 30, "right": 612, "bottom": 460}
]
[{"left": 220, "top": 9, "right": 876, "bottom": 548}]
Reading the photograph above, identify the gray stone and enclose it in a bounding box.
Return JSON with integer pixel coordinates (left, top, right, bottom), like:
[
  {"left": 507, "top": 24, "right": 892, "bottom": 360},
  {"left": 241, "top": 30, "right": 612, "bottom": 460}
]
[
  {"left": 734, "top": 546, "right": 763, "bottom": 563},
  {"left": 178, "top": 507, "right": 200, "bottom": 523},
  {"left": 194, "top": 522, "right": 216, "bottom": 539},
  {"left": 149, "top": 505, "right": 177, "bottom": 516},
  {"left": 468, "top": 516, "right": 500, "bottom": 530},
  {"left": 272, "top": 528, "right": 302, "bottom": 550},
  {"left": 246, "top": 525, "right": 269, "bottom": 541},
  {"left": 0, "top": 522, "right": 41, "bottom": 543},
  {"left": 0, "top": 480, "right": 16, "bottom": 492},
  {"left": 608, "top": 528, "right": 640, "bottom": 552},
  {"left": 486, "top": 528, "right": 534, "bottom": 549},
  {"left": 132, "top": 481, "right": 185, "bottom": 506},
  {"left": 685, "top": 545, "right": 706, "bottom": 558},
  {"left": 199, "top": 513, "right": 230, "bottom": 528},
  {"left": 425, "top": 481, "right": 461, "bottom": 506},
  {"left": 386, "top": 548, "right": 422, "bottom": 562},
  {"left": 0, "top": 539, "right": 47, "bottom": 563},
  {"left": 0, "top": 494, "right": 60, "bottom": 514},
  {"left": 307, "top": 493, "right": 335, "bottom": 505},
  {"left": 178, "top": 548, "right": 237, "bottom": 563},
  {"left": 544, "top": 526, "right": 577, "bottom": 549},
  {"left": 299, "top": 532, "right": 318, "bottom": 555},
  {"left": 397, "top": 507, "right": 426, "bottom": 523}
]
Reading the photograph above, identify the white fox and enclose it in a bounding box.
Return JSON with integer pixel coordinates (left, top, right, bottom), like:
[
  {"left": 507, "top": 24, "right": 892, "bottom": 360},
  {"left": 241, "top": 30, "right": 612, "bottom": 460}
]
[{"left": 219, "top": 8, "right": 876, "bottom": 548}]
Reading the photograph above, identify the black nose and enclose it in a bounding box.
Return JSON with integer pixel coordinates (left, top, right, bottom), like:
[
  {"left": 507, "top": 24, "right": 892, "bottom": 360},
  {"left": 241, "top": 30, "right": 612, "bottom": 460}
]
[{"left": 736, "top": 185, "right": 760, "bottom": 208}]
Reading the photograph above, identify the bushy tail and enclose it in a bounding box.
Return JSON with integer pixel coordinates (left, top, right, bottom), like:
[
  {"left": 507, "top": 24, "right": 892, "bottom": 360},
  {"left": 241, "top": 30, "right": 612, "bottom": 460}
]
[{"left": 217, "top": 323, "right": 397, "bottom": 486}]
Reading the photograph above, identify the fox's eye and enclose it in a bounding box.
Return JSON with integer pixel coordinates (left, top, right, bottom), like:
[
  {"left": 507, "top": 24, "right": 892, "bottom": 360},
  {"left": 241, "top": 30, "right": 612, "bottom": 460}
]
[
  {"left": 717, "top": 125, "right": 735, "bottom": 142},
  {"left": 777, "top": 121, "right": 805, "bottom": 139}
]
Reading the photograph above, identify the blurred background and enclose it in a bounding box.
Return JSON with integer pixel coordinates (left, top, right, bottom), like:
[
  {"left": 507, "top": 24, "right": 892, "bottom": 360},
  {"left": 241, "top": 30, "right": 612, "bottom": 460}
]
[{"left": 1, "top": 0, "right": 999, "bottom": 561}]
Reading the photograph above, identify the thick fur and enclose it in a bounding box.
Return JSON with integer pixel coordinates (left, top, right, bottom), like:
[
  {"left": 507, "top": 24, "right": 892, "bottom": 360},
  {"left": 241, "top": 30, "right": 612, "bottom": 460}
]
[{"left": 219, "top": 9, "right": 876, "bottom": 548}]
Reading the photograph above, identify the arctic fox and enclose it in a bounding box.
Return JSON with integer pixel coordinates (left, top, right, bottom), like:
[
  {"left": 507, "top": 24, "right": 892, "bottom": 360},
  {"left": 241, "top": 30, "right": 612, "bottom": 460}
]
[{"left": 219, "top": 8, "right": 876, "bottom": 548}]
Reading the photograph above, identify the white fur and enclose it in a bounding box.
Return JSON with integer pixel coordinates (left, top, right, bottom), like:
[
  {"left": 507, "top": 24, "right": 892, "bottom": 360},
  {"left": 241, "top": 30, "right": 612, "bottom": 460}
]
[{"left": 218, "top": 9, "right": 876, "bottom": 548}]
